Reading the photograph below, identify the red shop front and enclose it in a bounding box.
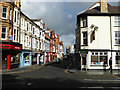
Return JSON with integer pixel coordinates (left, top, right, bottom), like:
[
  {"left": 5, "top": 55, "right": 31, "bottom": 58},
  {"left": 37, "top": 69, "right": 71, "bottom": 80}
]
[{"left": 0, "top": 41, "right": 22, "bottom": 70}]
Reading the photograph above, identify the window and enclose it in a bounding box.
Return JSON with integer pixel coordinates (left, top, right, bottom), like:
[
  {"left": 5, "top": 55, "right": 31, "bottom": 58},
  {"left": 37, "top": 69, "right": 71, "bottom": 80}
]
[
  {"left": 82, "top": 17, "right": 87, "bottom": 27},
  {"left": 14, "top": 11, "right": 16, "bottom": 22},
  {"left": 82, "top": 32, "right": 88, "bottom": 45},
  {"left": 115, "top": 31, "right": 120, "bottom": 45},
  {"left": 2, "top": 6, "right": 7, "bottom": 19},
  {"left": 27, "top": 23, "right": 29, "bottom": 31},
  {"left": 14, "top": 29, "right": 16, "bottom": 41},
  {"left": 114, "top": 16, "right": 120, "bottom": 26},
  {"left": 1, "top": 27, "right": 7, "bottom": 40},
  {"left": 33, "top": 27, "right": 35, "bottom": 34},
  {"left": 17, "top": 12, "right": 19, "bottom": 24},
  {"left": 91, "top": 52, "right": 108, "bottom": 65},
  {"left": 10, "top": 9, "right": 12, "bottom": 20},
  {"left": 116, "top": 52, "right": 120, "bottom": 64}
]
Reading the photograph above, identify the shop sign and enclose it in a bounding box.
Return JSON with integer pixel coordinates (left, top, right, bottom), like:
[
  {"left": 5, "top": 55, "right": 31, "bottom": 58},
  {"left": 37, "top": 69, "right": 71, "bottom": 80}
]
[
  {"left": 80, "top": 51, "right": 88, "bottom": 54},
  {"left": 0, "top": 44, "right": 10, "bottom": 49},
  {"left": 9, "top": 36, "right": 13, "bottom": 40},
  {"left": 81, "top": 54, "right": 87, "bottom": 57}
]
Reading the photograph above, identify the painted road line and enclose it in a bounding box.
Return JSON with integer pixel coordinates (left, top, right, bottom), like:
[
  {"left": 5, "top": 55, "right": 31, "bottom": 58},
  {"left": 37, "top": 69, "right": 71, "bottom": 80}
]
[{"left": 84, "top": 79, "right": 120, "bottom": 82}]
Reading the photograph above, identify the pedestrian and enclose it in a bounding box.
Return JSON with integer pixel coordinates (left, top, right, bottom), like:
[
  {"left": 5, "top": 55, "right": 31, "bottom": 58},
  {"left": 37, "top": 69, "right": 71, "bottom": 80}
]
[{"left": 109, "top": 57, "right": 112, "bottom": 74}]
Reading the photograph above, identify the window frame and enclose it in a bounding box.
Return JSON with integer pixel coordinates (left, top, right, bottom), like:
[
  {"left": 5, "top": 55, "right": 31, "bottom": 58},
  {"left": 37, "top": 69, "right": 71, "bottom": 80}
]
[
  {"left": 114, "top": 16, "right": 120, "bottom": 27},
  {"left": 91, "top": 52, "right": 108, "bottom": 65},
  {"left": 82, "top": 31, "right": 88, "bottom": 46},
  {"left": 1, "top": 27, "right": 7, "bottom": 40},
  {"left": 2, "top": 6, "right": 7, "bottom": 19},
  {"left": 115, "top": 31, "right": 120, "bottom": 45}
]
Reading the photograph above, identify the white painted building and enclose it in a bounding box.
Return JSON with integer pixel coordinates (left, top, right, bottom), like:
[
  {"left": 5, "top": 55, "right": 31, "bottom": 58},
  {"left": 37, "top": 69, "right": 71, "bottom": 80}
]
[{"left": 76, "top": 1, "right": 120, "bottom": 70}]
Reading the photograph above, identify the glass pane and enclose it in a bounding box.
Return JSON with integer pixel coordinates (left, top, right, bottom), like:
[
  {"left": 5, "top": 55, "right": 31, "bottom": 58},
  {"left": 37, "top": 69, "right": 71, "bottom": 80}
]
[
  {"left": 115, "top": 32, "right": 117, "bottom": 37},
  {"left": 3, "top": 7, "right": 7, "bottom": 12},
  {"left": 2, "top": 34, "right": 5, "bottom": 38},
  {"left": 2, "top": 13, "right": 6, "bottom": 18},
  {"left": 91, "top": 56, "right": 98, "bottom": 62},
  {"left": 116, "top": 56, "right": 120, "bottom": 64},
  {"left": 2, "top": 27, "right": 6, "bottom": 32}
]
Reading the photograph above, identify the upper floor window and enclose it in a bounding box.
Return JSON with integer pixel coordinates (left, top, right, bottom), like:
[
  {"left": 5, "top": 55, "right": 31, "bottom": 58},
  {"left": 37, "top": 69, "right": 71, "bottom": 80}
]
[
  {"left": 1, "top": 27, "right": 7, "bottom": 40},
  {"left": 115, "top": 31, "right": 120, "bottom": 45},
  {"left": 33, "top": 27, "right": 35, "bottom": 34},
  {"left": 27, "top": 23, "right": 29, "bottom": 31},
  {"left": 14, "top": 11, "right": 17, "bottom": 22},
  {"left": 114, "top": 16, "right": 120, "bottom": 26},
  {"left": 2, "top": 6, "right": 7, "bottom": 19},
  {"left": 82, "top": 16, "right": 87, "bottom": 27},
  {"left": 82, "top": 32, "right": 88, "bottom": 45}
]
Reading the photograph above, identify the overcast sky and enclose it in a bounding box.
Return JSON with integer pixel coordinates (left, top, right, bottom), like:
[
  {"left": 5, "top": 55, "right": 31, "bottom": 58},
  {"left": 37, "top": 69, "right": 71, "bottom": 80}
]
[{"left": 21, "top": 0, "right": 119, "bottom": 53}]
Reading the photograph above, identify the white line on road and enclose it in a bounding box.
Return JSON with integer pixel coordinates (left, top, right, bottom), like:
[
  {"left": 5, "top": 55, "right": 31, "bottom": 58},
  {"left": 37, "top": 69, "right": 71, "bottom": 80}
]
[
  {"left": 84, "top": 79, "right": 120, "bottom": 82},
  {"left": 78, "top": 87, "right": 120, "bottom": 89}
]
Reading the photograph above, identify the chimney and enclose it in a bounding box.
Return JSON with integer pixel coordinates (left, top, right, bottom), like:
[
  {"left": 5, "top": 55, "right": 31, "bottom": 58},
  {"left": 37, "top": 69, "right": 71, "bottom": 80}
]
[
  {"left": 43, "top": 23, "right": 45, "bottom": 30},
  {"left": 47, "top": 28, "right": 50, "bottom": 31},
  {"left": 57, "top": 35, "right": 59, "bottom": 39},
  {"left": 100, "top": 0, "right": 108, "bottom": 13}
]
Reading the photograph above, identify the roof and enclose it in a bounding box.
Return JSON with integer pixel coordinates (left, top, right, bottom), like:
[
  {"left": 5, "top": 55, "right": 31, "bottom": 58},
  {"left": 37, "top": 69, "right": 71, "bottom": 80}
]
[{"left": 78, "top": 2, "right": 120, "bottom": 16}]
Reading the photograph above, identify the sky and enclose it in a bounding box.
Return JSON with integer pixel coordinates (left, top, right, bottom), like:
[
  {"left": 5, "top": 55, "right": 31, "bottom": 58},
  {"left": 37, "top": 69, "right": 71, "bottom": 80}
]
[{"left": 21, "top": 0, "right": 119, "bottom": 53}]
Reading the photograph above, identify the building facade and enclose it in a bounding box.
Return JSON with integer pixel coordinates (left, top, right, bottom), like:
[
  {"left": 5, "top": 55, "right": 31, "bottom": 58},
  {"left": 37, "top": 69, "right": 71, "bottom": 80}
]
[
  {"left": 0, "top": 1, "right": 22, "bottom": 70},
  {"left": 76, "top": 1, "right": 120, "bottom": 70}
]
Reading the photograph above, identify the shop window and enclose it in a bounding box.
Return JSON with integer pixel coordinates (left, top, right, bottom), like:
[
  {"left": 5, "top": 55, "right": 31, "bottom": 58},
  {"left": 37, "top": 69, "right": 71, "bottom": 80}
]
[
  {"left": 116, "top": 52, "right": 120, "bottom": 64},
  {"left": 91, "top": 52, "right": 108, "bottom": 65},
  {"left": 100, "top": 56, "right": 107, "bottom": 64},
  {"left": 24, "top": 54, "right": 29, "bottom": 63},
  {"left": 1, "top": 27, "right": 7, "bottom": 40},
  {"left": 2, "top": 6, "right": 7, "bottom": 19},
  {"left": 10, "top": 54, "right": 19, "bottom": 64}
]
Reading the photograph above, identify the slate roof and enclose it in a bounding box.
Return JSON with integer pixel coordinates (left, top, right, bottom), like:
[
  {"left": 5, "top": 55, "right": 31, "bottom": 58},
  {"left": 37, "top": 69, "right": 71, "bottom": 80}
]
[{"left": 78, "top": 3, "right": 120, "bottom": 16}]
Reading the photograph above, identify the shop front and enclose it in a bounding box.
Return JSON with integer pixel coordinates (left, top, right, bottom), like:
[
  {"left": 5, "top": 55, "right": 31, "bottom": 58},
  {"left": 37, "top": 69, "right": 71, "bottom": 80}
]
[
  {"left": 40, "top": 51, "right": 45, "bottom": 64},
  {"left": 50, "top": 53, "right": 53, "bottom": 62},
  {"left": 0, "top": 42, "right": 22, "bottom": 70},
  {"left": 20, "top": 50, "right": 32, "bottom": 68},
  {"left": 32, "top": 53, "right": 38, "bottom": 65}
]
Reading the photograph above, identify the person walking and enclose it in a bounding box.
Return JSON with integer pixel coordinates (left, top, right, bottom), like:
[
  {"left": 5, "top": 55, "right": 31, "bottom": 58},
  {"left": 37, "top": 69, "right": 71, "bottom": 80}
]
[{"left": 109, "top": 57, "right": 112, "bottom": 74}]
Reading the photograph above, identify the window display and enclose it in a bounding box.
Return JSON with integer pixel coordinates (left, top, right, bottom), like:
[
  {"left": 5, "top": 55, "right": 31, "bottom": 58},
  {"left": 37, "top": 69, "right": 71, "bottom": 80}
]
[{"left": 91, "top": 52, "right": 108, "bottom": 65}]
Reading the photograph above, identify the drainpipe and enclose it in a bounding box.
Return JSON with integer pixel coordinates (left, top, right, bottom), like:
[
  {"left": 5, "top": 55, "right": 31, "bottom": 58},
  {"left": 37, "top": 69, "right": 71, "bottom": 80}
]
[{"left": 110, "top": 16, "right": 112, "bottom": 58}]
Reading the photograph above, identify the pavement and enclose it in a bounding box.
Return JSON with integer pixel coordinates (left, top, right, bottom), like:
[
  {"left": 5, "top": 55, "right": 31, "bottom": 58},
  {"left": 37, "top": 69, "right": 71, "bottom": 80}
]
[{"left": 0, "top": 64, "right": 46, "bottom": 74}]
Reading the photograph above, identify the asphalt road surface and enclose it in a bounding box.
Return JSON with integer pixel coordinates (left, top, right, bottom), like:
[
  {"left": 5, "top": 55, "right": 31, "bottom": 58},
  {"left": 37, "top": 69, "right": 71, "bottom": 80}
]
[{"left": 1, "top": 60, "right": 120, "bottom": 89}]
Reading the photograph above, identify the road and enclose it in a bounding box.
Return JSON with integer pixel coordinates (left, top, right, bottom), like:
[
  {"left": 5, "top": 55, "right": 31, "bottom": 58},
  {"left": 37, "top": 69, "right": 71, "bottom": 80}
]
[{"left": 1, "top": 60, "right": 120, "bottom": 89}]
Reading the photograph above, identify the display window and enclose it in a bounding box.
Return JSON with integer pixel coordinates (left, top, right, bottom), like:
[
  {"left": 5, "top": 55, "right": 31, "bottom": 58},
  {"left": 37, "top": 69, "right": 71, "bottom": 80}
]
[
  {"left": 91, "top": 52, "right": 108, "bottom": 65},
  {"left": 116, "top": 52, "right": 120, "bottom": 64},
  {"left": 10, "top": 53, "right": 19, "bottom": 64}
]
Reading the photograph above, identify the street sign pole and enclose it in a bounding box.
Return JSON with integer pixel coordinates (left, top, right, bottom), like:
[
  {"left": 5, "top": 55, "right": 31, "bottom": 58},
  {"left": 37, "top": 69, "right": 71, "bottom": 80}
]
[
  {"left": 86, "top": 56, "right": 87, "bottom": 71},
  {"left": 81, "top": 55, "right": 82, "bottom": 71}
]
